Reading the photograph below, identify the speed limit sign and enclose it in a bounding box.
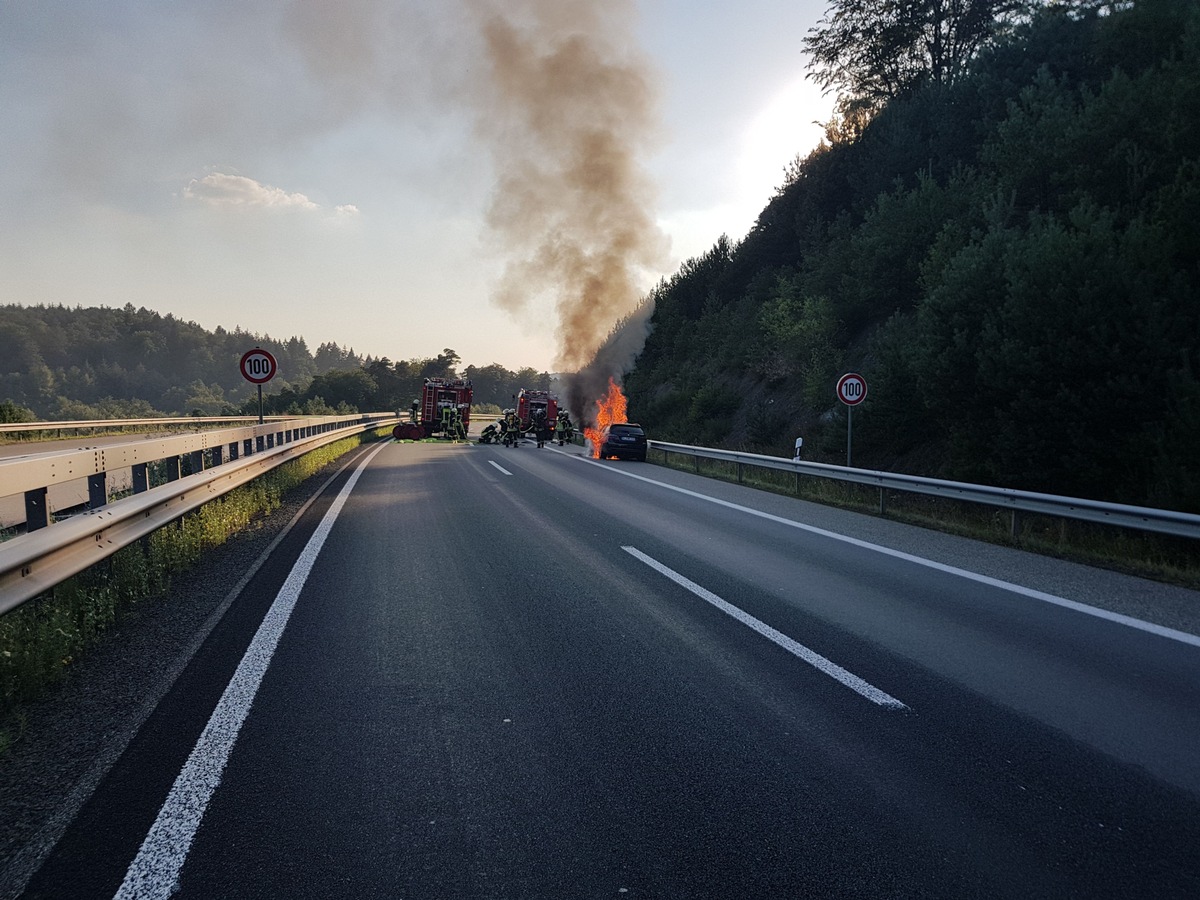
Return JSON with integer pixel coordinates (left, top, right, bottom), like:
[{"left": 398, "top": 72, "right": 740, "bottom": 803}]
[
  {"left": 836, "top": 372, "right": 867, "bottom": 406},
  {"left": 239, "top": 348, "right": 277, "bottom": 385},
  {"left": 836, "top": 373, "right": 867, "bottom": 467}
]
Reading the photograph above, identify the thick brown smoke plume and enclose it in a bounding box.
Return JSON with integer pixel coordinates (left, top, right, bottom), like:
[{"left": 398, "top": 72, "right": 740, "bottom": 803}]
[{"left": 464, "top": 0, "right": 669, "bottom": 422}]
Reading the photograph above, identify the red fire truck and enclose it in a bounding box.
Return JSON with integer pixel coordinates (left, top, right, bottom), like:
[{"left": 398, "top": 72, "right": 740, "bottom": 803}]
[
  {"left": 394, "top": 377, "right": 473, "bottom": 440},
  {"left": 515, "top": 388, "right": 558, "bottom": 435}
]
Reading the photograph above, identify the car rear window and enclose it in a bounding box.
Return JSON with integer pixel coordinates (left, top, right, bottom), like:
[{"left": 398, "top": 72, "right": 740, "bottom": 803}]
[{"left": 608, "top": 424, "right": 644, "bottom": 436}]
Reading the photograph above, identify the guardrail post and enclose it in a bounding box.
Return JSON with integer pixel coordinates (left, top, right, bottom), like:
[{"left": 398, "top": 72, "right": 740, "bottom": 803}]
[
  {"left": 256, "top": 435, "right": 266, "bottom": 453},
  {"left": 244, "top": 438, "right": 254, "bottom": 457},
  {"left": 878, "top": 487, "right": 887, "bottom": 516},
  {"left": 24, "top": 487, "right": 49, "bottom": 531},
  {"left": 88, "top": 472, "right": 107, "bottom": 510},
  {"left": 228, "top": 442, "right": 238, "bottom": 461},
  {"left": 737, "top": 462, "right": 743, "bottom": 484},
  {"left": 165, "top": 457, "right": 181, "bottom": 482},
  {"left": 211, "top": 446, "right": 223, "bottom": 467},
  {"left": 132, "top": 463, "right": 148, "bottom": 493},
  {"left": 187, "top": 450, "right": 204, "bottom": 475},
  {"left": 1011, "top": 509, "right": 1021, "bottom": 539}
]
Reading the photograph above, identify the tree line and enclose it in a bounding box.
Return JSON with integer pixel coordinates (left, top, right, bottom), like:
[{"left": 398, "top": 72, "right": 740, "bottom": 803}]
[
  {"left": 0, "top": 304, "right": 551, "bottom": 421},
  {"left": 624, "top": 0, "right": 1199, "bottom": 511},
  {"left": 252, "top": 351, "right": 553, "bottom": 417}
]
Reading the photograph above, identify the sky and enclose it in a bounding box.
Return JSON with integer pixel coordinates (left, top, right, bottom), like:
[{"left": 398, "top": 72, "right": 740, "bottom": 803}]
[{"left": 0, "top": 0, "right": 835, "bottom": 376}]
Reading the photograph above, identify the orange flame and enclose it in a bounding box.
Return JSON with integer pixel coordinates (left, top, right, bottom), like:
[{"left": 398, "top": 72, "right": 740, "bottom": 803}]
[{"left": 584, "top": 378, "right": 628, "bottom": 458}]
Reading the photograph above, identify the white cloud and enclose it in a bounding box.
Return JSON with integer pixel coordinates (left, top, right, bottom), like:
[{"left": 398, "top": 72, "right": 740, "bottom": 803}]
[{"left": 183, "top": 172, "right": 319, "bottom": 211}]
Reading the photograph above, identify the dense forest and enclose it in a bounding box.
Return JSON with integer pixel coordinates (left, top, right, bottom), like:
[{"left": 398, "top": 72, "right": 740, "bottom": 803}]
[
  {"left": 0, "top": 303, "right": 550, "bottom": 420},
  {"left": 623, "top": 0, "right": 1200, "bottom": 512},
  {"left": 0, "top": 303, "right": 363, "bottom": 418}
]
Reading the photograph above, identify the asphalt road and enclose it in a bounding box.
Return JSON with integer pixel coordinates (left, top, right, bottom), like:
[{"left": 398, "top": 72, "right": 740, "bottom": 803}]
[{"left": 15, "top": 438, "right": 1200, "bottom": 898}]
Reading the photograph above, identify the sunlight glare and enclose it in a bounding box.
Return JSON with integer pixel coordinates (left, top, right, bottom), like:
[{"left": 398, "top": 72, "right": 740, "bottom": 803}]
[{"left": 734, "top": 74, "right": 832, "bottom": 220}]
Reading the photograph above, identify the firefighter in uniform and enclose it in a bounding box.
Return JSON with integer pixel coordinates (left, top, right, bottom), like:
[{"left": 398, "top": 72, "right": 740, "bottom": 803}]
[
  {"left": 556, "top": 411, "right": 574, "bottom": 445},
  {"left": 504, "top": 411, "right": 520, "bottom": 447}
]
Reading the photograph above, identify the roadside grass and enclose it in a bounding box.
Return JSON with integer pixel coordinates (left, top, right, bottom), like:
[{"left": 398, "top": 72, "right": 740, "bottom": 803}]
[
  {"left": 651, "top": 450, "right": 1200, "bottom": 591},
  {"left": 0, "top": 430, "right": 388, "bottom": 757}
]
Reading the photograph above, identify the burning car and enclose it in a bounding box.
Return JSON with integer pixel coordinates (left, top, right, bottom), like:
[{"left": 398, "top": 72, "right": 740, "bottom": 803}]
[{"left": 599, "top": 422, "right": 648, "bottom": 461}]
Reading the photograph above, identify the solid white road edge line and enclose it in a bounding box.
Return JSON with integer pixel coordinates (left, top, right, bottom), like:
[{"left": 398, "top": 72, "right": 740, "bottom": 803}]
[
  {"left": 113, "top": 441, "right": 389, "bottom": 900},
  {"left": 623, "top": 545, "right": 908, "bottom": 711},
  {"left": 565, "top": 452, "right": 1200, "bottom": 650},
  {"left": 488, "top": 460, "right": 513, "bottom": 476}
]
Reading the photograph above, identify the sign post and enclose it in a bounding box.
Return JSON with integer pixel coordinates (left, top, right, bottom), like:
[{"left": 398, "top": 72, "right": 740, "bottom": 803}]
[
  {"left": 239, "top": 347, "right": 278, "bottom": 424},
  {"left": 835, "top": 372, "right": 867, "bottom": 467}
]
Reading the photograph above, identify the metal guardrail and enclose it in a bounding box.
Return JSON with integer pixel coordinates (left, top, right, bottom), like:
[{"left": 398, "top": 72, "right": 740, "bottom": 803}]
[
  {"left": 649, "top": 441, "right": 1200, "bottom": 541},
  {"left": 0, "top": 415, "right": 398, "bottom": 528},
  {"left": 0, "top": 414, "right": 399, "bottom": 614},
  {"left": 0, "top": 415, "right": 295, "bottom": 435}
]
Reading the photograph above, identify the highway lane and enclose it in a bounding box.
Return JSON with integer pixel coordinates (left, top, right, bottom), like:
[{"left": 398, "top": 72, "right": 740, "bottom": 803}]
[
  {"left": 20, "top": 438, "right": 1200, "bottom": 898},
  {"left": 518, "top": 444, "right": 1200, "bottom": 795}
]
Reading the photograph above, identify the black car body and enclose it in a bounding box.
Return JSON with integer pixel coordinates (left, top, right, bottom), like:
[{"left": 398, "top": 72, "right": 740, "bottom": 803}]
[{"left": 599, "top": 422, "right": 647, "bottom": 461}]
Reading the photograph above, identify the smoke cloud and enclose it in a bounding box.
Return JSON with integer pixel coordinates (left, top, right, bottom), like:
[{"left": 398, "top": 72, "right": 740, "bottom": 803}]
[{"left": 463, "top": 0, "right": 669, "bottom": 418}]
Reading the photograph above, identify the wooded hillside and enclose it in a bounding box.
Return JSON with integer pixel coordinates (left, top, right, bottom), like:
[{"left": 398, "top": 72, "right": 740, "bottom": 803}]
[
  {"left": 0, "top": 303, "right": 365, "bottom": 419},
  {"left": 624, "top": 0, "right": 1199, "bottom": 511},
  {"left": 0, "top": 304, "right": 550, "bottom": 420}
]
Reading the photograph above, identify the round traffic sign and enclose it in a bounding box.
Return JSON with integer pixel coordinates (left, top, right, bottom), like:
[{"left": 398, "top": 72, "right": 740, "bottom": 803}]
[
  {"left": 239, "top": 348, "right": 277, "bottom": 385},
  {"left": 836, "top": 372, "right": 867, "bottom": 406}
]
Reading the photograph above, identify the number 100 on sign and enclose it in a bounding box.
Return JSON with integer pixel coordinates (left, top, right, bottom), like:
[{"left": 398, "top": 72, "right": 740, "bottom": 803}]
[
  {"left": 836, "top": 373, "right": 867, "bottom": 406},
  {"left": 239, "top": 348, "right": 277, "bottom": 385}
]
